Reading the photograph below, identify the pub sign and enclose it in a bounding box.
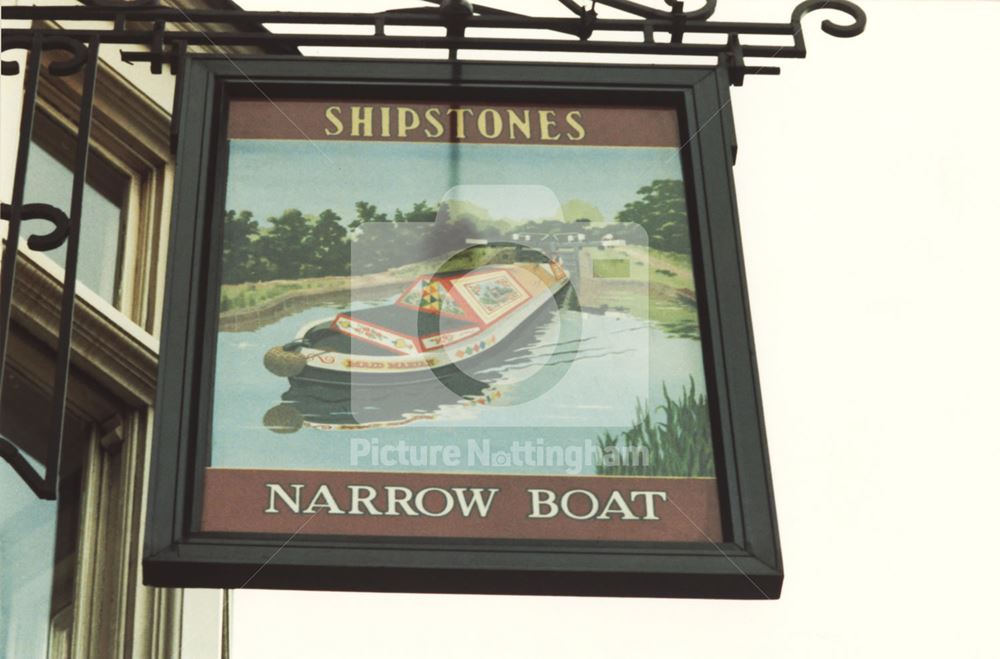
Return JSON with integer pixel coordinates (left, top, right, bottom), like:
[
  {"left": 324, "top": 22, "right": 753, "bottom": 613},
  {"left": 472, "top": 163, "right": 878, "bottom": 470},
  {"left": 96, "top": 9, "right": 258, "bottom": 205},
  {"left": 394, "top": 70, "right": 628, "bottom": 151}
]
[{"left": 144, "top": 57, "right": 781, "bottom": 599}]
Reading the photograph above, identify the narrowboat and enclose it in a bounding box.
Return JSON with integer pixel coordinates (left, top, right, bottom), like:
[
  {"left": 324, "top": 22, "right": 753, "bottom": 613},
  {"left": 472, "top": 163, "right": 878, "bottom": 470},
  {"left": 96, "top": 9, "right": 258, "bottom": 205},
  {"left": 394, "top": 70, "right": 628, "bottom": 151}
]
[{"left": 263, "top": 257, "right": 571, "bottom": 387}]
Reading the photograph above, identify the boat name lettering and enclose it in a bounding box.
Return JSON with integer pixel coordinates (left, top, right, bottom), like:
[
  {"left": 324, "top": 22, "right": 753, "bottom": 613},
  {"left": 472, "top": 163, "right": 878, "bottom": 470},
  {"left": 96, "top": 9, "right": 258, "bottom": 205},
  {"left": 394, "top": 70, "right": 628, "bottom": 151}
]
[{"left": 344, "top": 358, "right": 436, "bottom": 370}]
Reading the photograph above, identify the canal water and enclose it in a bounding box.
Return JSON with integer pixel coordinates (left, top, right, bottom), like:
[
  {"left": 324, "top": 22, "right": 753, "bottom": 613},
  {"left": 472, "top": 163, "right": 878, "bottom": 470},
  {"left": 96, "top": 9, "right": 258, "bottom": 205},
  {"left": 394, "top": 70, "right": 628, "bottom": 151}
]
[{"left": 211, "top": 292, "right": 709, "bottom": 476}]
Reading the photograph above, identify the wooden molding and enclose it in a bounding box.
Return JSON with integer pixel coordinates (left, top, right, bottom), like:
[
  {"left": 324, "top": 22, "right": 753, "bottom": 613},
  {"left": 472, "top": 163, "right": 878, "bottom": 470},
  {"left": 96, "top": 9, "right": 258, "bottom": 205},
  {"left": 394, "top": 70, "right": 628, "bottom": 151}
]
[{"left": 10, "top": 251, "right": 158, "bottom": 408}]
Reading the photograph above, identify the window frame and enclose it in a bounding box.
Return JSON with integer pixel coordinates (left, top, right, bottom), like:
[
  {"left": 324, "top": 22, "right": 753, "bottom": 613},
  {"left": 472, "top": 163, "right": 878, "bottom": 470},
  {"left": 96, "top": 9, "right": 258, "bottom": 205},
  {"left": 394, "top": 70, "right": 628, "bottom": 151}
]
[
  {"left": 24, "top": 106, "right": 130, "bottom": 308},
  {"left": 30, "top": 55, "right": 173, "bottom": 333}
]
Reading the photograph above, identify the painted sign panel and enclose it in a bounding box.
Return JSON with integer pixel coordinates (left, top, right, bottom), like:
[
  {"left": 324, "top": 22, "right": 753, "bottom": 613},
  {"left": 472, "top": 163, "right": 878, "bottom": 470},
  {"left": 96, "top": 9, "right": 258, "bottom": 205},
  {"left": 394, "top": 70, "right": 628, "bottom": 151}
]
[
  {"left": 145, "top": 58, "right": 781, "bottom": 599},
  {"left": 205, "top": 97, "right": 722, "bottom": 544}
]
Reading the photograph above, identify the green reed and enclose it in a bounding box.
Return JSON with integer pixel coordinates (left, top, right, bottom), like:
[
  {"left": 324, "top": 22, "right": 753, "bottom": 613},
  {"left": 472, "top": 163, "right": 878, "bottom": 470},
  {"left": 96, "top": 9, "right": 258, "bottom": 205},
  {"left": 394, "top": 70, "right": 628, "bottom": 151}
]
[{"left": 596, "top": 377, "right": 715, "bottom": 478}]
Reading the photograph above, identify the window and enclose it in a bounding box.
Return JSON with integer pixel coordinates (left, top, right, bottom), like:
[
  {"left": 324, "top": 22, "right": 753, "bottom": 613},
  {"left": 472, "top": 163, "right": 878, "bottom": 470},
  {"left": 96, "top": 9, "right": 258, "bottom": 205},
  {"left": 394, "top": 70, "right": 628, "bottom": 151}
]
[
  {"left": 23, "top": 110, "right": 128, "bottom": 306},
  {"left": 0, "top": 366, "right": 87, "bottom": 658}
]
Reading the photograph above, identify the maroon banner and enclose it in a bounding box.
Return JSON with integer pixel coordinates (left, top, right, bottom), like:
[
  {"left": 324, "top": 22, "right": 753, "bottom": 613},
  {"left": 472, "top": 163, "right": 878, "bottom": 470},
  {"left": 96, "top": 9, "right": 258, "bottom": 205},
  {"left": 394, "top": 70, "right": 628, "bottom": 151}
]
[
  {"left": 200, "top": 469, "right": 722, "bottom": 542},
  {"left": 228, "top": 99, "right": 681, "bottom": 147}
]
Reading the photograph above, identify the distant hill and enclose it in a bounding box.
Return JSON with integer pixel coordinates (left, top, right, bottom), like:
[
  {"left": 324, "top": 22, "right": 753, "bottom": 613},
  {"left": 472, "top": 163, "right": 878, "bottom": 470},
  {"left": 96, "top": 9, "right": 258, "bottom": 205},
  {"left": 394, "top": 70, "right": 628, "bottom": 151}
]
[{"left": 559, "top": 199, "right": 605, "bottom": 224}]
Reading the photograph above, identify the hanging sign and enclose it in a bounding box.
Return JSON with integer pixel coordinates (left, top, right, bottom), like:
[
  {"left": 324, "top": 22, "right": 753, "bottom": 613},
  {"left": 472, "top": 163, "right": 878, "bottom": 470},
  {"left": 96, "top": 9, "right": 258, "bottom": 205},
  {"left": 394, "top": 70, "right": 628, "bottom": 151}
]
[{"left": 145, "top": 57, "right": 781, "bottom": 599}]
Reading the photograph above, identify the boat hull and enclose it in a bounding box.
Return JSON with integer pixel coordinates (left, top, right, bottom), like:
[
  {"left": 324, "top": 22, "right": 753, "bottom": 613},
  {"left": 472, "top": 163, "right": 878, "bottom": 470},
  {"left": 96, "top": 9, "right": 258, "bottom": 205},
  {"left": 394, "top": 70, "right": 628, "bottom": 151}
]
[{"left": 289, "top": 280, "right": 570, "bottom": 387}]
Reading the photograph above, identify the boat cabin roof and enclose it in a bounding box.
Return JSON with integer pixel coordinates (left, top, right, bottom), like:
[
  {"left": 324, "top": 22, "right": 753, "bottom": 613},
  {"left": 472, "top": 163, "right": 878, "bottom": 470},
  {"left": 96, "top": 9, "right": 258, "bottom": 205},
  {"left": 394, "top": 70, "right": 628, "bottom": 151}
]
[
  {"left": 321, "top": 265, "right": 547, "bottom": 356},
  {"left": 345, "top": 304, "right": 477, "bottom": 337},
  {"left": 394, "top": 266, "right": 531, "bottom": 327}
]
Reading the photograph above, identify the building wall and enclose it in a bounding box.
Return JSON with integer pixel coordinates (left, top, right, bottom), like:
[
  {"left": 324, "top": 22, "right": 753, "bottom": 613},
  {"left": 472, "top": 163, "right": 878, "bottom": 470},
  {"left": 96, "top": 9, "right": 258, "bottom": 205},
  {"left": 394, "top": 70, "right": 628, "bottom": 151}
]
[{"left": 1, "top": 2, "right": 254, "bottom": 656}]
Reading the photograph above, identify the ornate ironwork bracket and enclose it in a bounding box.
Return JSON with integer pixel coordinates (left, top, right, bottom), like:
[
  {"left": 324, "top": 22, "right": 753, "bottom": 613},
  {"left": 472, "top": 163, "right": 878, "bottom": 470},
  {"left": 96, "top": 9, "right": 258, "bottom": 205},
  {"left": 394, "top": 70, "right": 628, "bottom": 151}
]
[
  {"left": 2, "top": 0, "right": 866, "bottom": 80},
  {"left": 0, "top": 32, "right": 101, "bottom": 500},
  {"left": 0, "top": 0, "right": 865, "bottom": 499}
]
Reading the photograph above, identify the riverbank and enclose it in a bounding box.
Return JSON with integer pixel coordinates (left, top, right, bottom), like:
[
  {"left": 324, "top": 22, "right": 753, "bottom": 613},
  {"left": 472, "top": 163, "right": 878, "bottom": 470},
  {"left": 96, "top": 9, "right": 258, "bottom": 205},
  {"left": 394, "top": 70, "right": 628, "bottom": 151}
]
[
  {"left": 578, "top": 245, "right": 699, "bottom": 337},
  {"left": 218, "top": 280, "right": 403, "bottom": 333},
  {"left": 219, "top": 263, "right": 434, "bottom": 332}
]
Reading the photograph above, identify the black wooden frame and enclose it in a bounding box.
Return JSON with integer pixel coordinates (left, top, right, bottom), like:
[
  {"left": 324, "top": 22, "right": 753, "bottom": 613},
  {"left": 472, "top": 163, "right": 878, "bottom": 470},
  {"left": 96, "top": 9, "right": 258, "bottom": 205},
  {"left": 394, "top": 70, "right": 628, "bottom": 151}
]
[{"left": 143, "top": 56, "right": 781, "bottom": 599}]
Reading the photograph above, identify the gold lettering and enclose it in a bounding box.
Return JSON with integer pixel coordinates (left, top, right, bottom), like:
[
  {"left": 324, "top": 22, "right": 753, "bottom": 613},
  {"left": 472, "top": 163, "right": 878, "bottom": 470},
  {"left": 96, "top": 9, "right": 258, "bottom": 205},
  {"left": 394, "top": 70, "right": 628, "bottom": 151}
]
[
  {"left": 507, "top": 109, "right": 531, "bottom": 140},
  {"left": 351, "top": 106, "right": 373, "bottom": 137},
  {"left": 566, "top": 110, "right": 585, "bottom": 141},
  {"left": 446, "top": 107, "right": 474, "bottom": 139},
  {"left": 477, "top": 108, "right": 503, "bottom": 139},
  {"left": 397, "top": 107, "right": 420, "bottom": 138},
  {"left": 539, "top": 110, "right": 561, "bottom": 141},
  {"left": 324, "top": 106, "right": 344, "bottom": 136},
  {"left": 424, "top": 107, "right": 444, "bottom": 138},
  {"left": 380, "top": 106, "right": 392, "bottom": 137}
]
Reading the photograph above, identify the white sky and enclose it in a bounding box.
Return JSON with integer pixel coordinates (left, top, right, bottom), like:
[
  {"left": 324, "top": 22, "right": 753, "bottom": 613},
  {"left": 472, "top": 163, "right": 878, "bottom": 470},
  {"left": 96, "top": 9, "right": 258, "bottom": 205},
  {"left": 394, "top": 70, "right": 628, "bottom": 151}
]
[{"left": 188, "top": 2, "right": 1000, "bottom": 657}]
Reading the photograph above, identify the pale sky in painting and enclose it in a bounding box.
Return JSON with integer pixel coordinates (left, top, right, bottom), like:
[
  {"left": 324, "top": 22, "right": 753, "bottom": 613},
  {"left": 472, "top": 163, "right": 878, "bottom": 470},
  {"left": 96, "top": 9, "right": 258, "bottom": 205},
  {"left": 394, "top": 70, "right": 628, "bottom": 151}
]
[{"left": 224, "top": 139, "right": 683, "bottom": 225}]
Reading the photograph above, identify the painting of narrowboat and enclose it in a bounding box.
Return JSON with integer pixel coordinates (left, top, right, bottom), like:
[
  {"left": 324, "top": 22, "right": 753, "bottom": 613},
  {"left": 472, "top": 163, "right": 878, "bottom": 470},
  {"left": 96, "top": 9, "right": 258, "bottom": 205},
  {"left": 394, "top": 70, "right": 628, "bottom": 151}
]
[{"left": 212, "top": 120, "right": 716, "bottom": 482}]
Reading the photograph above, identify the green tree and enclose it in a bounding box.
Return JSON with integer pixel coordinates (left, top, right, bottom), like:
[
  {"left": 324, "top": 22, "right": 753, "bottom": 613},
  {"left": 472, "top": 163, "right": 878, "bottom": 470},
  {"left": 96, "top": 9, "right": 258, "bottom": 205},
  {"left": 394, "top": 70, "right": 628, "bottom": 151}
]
[
  {"left": 393, "top": 200, "right": 438, "bottom": 224},
  {"left": 348, "top": 201, "right": 391, "bottom": 274},
  {"left": 351, "top": 201, "right": 465, "bottom": 273},
  {"left": 425, "top": 202, "right": 477, "bottom": 258},
  {"left": 301, "top": 209, "right": 349, "bottom": 277},
  {"left": 349, "top": 201, "right": 388, "bottom": 231},
  {"left": 259, "top": 209, "right": 314, "bottom": 279},
  {"left": 222, "top": 210, "right": 261, "bottom": 284},
  {"left": 615, "top": 179, "right": 691, "bottom": 254}
]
